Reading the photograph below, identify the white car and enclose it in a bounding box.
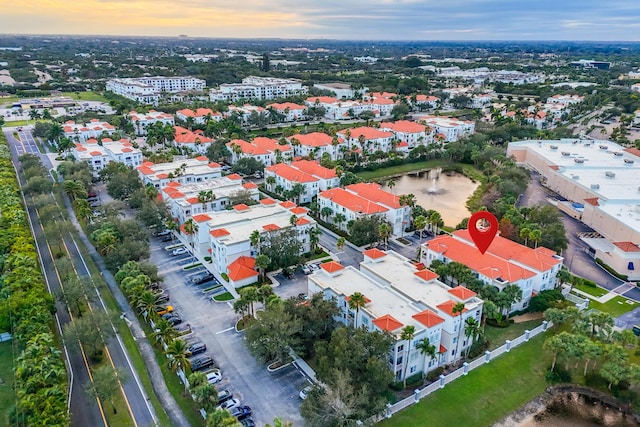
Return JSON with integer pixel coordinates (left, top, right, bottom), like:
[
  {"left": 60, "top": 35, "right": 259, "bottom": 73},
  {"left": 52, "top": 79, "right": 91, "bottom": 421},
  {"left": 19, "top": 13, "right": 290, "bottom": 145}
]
[
  {"left": 172, "top": 247, "right": 188, "bottom": 256},
  {"left": 205, "top": 369, "right": 222, "bottom": 384},
  {"left": 299, "top": 385, "right": 313, "bottom": 400},
  {"left": 217, "top": 398, "right": 240, "bottom": 411},
  {"left": 301, "top": 265, "right": 311, "bottom": 275}
]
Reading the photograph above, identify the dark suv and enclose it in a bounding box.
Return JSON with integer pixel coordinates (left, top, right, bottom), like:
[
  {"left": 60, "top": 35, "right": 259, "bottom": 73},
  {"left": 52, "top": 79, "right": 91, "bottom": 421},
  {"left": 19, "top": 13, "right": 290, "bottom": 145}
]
[
  {"left": 190, "top": 272, "right": 214, "bottom": 285},
  {"left": 188, "top": 342, "right": 207, "bottom": 356},
  {"left": 190, "top": 356, "right": 214, "bottom": 372}
]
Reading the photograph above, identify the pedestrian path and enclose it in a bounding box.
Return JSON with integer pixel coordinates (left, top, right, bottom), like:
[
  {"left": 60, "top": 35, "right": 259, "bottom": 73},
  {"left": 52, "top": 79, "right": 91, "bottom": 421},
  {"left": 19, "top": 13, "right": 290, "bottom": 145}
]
[{"left": 571, "top": 282, "right": 635, "bottom": 304}]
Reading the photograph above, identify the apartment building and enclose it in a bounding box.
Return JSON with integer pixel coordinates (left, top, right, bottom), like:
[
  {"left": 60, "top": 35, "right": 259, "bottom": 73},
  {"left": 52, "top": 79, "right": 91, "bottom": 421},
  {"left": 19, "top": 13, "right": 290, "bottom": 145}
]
[
  {"left": 62, "top": 119, "right": 116, "bottom": 142},
  {"left": 507, "top": 139, "right": 640, "bottom": 280},
  {"left": 194, "top": 201, "right": 317, "bottom": 287},
  {"left": 266, "top": 102, "right": 306, "bottom": 122},
  {"left": 318, "top": 182, "right": 411, "bottom": 237},
  {"left": 308, "top": 249, "right": 484, "bottom": 380},
  {"left": 546, "top": 94, "right": 585, "bottom": 106},
  {"left": 128, "top": 110, "right": 175, "bottom": 136},
  {"left": 173, "top": 126, "right": 214, "bottom": 154},
  {"left": 106, "top": 76, "right": 206, "bottom": 104},
  {"left": 336, "top": 126, "right": 395, "bottom": 154},
  {"left": 226, "top": 104, "right": 269, "bottom": 123},
  {"left": 414, "top": 115, "right": 475, "bottom": 143},
  {"left": 287, "top": 132, "right": 346, "bottom": 160},
  {"left": 410, "top": 94, "right": 440, "bottom": 109},
  {"left": 379, "top": 120, "right": 434, "bottom": 148},
  {"left": 176, "top": 108, "right": 222, "bottom": 125},
  {"left": 160, "top": 175, "right": 259, "bottom": 224},
  {"left": 72, "top": 138, "right": 142, "bottom": 174},
  {"left": 137, "top": 156, "right": 222, "bottom": 188},
  {"left": 312, "top": 83, "right": 368, "bottom": 99},
  {"left": 209, "top": 76, "right": 307, "bottom": 102},
  {"left": 421, "top": 231, "right": 563, "bottom": 312},
  {"left": 264, "top": 160, "right": 339, "bottom": 204},
  {"left": 227, "top": 137, "right": 293, "bottom": 166}
]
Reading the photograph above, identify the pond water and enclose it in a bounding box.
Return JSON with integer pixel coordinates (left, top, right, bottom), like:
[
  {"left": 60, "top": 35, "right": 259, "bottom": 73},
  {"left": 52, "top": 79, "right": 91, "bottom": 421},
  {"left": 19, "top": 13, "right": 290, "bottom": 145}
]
[
  {"left": 382, "top": 168, "right": 479, "bottom": 227},
  {"left": 519, "top": 391, "right": 639, "bottom": 427}
]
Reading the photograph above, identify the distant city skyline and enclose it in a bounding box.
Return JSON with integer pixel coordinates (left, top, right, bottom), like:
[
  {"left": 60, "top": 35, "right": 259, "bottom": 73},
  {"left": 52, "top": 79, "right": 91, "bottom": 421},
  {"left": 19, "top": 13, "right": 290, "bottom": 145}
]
[{"left": 0, "top": 0, "right": 639, "bottom": 41}]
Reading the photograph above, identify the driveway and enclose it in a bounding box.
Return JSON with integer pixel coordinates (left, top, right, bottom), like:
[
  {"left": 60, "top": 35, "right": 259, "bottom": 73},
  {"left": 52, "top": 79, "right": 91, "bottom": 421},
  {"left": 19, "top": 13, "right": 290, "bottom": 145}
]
[{"left": 149, "top": 238, "right": 307, "bottom": 426}]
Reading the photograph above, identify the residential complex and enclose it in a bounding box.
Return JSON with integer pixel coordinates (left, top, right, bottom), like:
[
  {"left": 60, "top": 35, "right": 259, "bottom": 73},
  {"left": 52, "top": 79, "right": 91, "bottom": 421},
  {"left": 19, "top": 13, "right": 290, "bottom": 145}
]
[
  {"left": 379, "top": 120, "right": 435, "bottom": 148},
  {"left": 173, "top": 126, "right": 214, "bottom": 154},
  {"left": 227, "top": 137, "right": 293, "bottom": 166},
  {"left": 507, "top": 139, "right": 640, "bottom": 280},
  {"left": 137, "top": 156, "right": 222, "bottom": 188},
  {"left": 308, "top": 249, "right": 484, "bottom": 380},
  {"left": 62, "top": 119, "right": 116, "bottom": 142},
  {"left": 106, "top": 76, "right": 206, "bottom": 104},
  {"left": 264, "top": 160, "right": 339, "bottom": 203},
  {"left": 287, "top": 132, "right": 345, "bottom": 160},
  {"left": 413, "top": 115, "right": 475, "bottom": 143},
  {"left": 266, "top": 102, "right": 307, "bottom": 122},
  {"left": 312, "top": 83, "right": 368, "bottom": 99},
  {"left": 176, "top": 108, "right": 222, "bottom": 124},
  {"left": 304, "top": 96, "right": 394, "bottom": 120},
  {"left": 318, "top": 182, "right": 411, "bottom": 237},
  {"left": 421, "top": 231, "right": 563, "bottom": 312},
  {"left": 209, "top": 76, "right": 307, "bottom": 102},
  {"left": 72, "top": 138, "right": 142, "bottom": 174},
  {"left": 128, "top": 110, "right": 175, "bottom": 135}
]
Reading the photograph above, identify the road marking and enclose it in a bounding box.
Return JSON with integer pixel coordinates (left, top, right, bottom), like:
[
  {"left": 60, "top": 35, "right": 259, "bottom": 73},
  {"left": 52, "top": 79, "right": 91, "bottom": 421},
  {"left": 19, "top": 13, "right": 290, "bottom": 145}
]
[{"left": 216, "top": 326, "right": 234, "bottom": 334}]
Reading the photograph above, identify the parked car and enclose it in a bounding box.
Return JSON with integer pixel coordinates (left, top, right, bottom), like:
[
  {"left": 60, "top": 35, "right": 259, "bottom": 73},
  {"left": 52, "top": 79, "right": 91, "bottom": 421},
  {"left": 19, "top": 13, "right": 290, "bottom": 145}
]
[
  {"left": 157, "top": 230, "right": 171, "bottom": 237},
  {"left": 161, "top": 235, "right": 173, "bottom": 242},
  {"left": 240, "top": 419, "right": 255, "bottom": 427},
  {"left": 191, "top": 356, "right": 215, "bottom": 372},
  {"left": 217, "top": 398, "right": 241, "bottom": 411},
  {"left": 89, "top": 201, "right": 100, "bottom": 208},
  {"left": 299, "top": 384, "right": 313, "bottom": 400},
  {"left": 156, "top": 305, "right": 173, "bottom": 316},
  {"left": 301, "top": 265, "right": 311, "bottom": 275},
  {"left": 230, "top": 406, "right": 252, "bottom": 421},
  {"left": 190, "top": 272, "right": 214, "bottom": 285},
  {"left": 172, "top": 247, "right": 188, "bottom": 256},
  {"left": 204, "top": 369, "right": 222, "bottom": 384},
  {"left": 188, "top": 342, "right": 207, "bottom": 356},
  {"left": 216, "top": 389, "right": 233, "bottom": 404},
  {"left": 162, "top": 313, "right": 182, "bottom": 325}
]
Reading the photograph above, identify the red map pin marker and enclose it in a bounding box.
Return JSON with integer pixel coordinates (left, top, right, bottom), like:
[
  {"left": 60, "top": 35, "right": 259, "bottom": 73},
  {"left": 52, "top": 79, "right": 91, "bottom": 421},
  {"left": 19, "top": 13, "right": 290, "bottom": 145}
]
[{"left": 468, "top": 211, "right": 499, "bottom": 255}]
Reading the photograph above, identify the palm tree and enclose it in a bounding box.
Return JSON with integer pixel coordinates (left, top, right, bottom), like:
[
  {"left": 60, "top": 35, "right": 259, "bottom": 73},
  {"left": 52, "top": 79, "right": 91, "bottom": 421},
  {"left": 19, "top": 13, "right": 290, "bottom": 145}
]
[
  {"left": 464, "top": 317, "right": 480, "bottom": 357},
  {"left": 150, "top": 318, "right": 178, "bottom": 348},
  {"left": 529, "top": 228, "right": 542, "bottom": 248},
  {"left": 183, "top": 218, "right": 199, "bottom": 249},
  {"left": 249, "top": 230, "right": 261, "bottom": 254},
  {"left": 137, "top": 290, "right": 162, "bottom": 320},
  {"left": 289, "top": 183, "right": 306, "bottom": 204},
  {"left": 481, "top": 300, "right": 498, "bottom": 333},
  {"left": 452, "top": 302, "right": 466, "bottom": 360},
  {"left": 400, "top": 325, "right": 416, "bottom": 387},
  {"left": 206, "top": 409, "right": 241, "bottom": 427},
  {"left": 387, "top": 179, "right": 396, "bottom": 193},
  {"left": 320, "top": 207, "right": 333, "bottom": 221},
  {"left": 63, "top": 180, "right": 87, "bottom": 201},
  {"left": 197, "top": 190, "right": 215, "bottom": 213},
  {"left": 379, "top": 223, "right": 392, "bottom": 249},
  {"left": 414, "top": 215, "right": 427, "bottom": 244},
  {"left": 502, "top": 284, "right": 523, "bottom": 320},
  {"left": 46, "top": 122, "right": 64, "bottom": 143},
  {"left": 166, "top": 339, "right": 191, "bottom": 373},
  {"left": 333, "top": 213, "right": 346, "bottom": 229},
  {"left": 416, "top": 338, "right": 436, "bottom": 378},
  {"left": 265, "top": 176, "right": 276, "bottom": 191},
  {"left": 429, "top": 211, "right": 443, "bottom": 235},
  {"left": 309, "top": 227, "right": 321, "bottom": 253},
  {"left": 255, "top": 254, "right": 270, "bottom": 283},
  {"left": 336, "top": 237, "right": 346, "bottom": 251},
  {"left": 348, "top": 292, "right": 367, "bottom": 328},
  {"left": 519, "top": 226, "right": 530, "bottom": 246}
]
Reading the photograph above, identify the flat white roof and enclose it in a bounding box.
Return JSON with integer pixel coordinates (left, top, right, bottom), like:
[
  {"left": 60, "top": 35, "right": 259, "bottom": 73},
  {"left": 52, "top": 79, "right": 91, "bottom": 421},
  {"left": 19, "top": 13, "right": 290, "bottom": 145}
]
[{"left": 174, "top": 178, "right": 249, "bottom": 206}]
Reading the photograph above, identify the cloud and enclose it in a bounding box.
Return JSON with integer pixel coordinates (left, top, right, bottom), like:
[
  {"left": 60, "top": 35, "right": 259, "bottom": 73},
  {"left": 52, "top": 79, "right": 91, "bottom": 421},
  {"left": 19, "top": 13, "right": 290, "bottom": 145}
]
[{"left": 0, "top": 0, "right": 638, "bottom": 39}]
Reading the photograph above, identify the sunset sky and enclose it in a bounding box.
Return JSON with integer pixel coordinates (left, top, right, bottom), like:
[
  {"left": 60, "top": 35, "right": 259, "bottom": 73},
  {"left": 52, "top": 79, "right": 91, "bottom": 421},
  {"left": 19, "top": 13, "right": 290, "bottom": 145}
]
[{"left": 0, "top": 0, "right": 639, "bottom": 40}]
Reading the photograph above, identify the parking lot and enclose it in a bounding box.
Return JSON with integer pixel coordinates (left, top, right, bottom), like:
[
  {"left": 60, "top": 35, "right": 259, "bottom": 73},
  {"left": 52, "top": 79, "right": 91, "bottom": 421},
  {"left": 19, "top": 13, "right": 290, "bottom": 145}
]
[{"left": 149, "top": 237, "right": 308, "bottom": 425}]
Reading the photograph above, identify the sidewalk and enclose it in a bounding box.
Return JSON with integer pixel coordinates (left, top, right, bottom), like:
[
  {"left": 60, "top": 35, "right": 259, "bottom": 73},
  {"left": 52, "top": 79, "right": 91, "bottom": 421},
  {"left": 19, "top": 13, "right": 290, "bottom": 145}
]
[{"left": 570, "top": 282, "right": 635, "bottom": 304}]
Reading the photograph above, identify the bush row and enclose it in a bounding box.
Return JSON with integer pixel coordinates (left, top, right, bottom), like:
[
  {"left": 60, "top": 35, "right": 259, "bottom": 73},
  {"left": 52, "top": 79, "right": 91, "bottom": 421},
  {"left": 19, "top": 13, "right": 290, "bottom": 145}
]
[{"left": 0, "top": 135, "right": 69, "bottom": 426}]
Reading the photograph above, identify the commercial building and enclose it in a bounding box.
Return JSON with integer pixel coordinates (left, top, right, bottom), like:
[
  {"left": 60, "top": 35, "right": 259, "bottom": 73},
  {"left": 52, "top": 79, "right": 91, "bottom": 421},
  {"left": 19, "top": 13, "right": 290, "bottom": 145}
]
[
  {"left": 507, "top": 139, "right": 640, "bottom": 280},
  {"left": 127, "top": 110, "right": 174, "bottom": 135},
  {"left": 308, "top": 249, "right": 484, "bottom": 380},
  {"left": 209, "top": 76, "right": 307, "bottom": 102},
  {"left": 72, "top": 138, "right": 142, "bottom": 174},
  {"left": 571, "top": 60, "right": 611, "bottom": 70},
  {"left": 318, "top": 183, "right": 411, "bottom": 237},
  {"left": 137, "top": 156, "right": 222, "bottom": 189},
  {"left": 106, "top": 76, "right": 206, "bottom": 104},
  {"left": 19, "top": 96, "right": 76, "bottom": 109},
  {"left": 62, "top": 119, "right": 116, "bottom": 142},
  {"left": 264, "top": 160, "right": 339, "bottom": 204}
]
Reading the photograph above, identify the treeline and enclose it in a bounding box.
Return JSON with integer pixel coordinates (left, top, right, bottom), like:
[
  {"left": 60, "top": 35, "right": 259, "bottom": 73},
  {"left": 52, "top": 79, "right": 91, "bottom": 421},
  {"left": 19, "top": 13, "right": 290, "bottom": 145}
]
[{"left": 0, "top": 139, "right": 69, "bottom": 425}]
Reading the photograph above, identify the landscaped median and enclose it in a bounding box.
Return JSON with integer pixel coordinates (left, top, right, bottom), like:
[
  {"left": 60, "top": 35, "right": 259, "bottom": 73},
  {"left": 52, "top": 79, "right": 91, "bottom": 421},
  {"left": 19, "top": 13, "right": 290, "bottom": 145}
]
[{"left": 378, "top": 334, "right": 551, "bottom": 427}]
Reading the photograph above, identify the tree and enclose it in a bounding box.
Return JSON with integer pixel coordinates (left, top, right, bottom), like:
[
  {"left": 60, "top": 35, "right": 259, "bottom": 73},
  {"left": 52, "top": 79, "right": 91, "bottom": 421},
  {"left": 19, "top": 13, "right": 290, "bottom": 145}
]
[
  {"left": 136, "top": 290, "right": 162, "bottom": 320},
  {"left": 378, "top": 222, "right": 392, "bottom": 249},
  {"left": 428, "top": 211, "right": 443, "bottom": 235},
  {"left": 85, "top": 365, "right": 129, "bottom": 414},
  {"left": 166, "top": 339, "right": 191, "bottom": 373},
  {"left": 348, "top": 216, "right": 385, "bottom": 247},
  {"left": 386, "top": 179, "right": 396, "bottom": 194},
  {"left": 150, "top": 318, "right": 178, "bottom": 348},
  {"left": 57, "top": 276, "right": 93, "bottom": 318},
  {"left": 231, "top": 157, "right": 264, "bottom": 176},
  {"left": 206, "top": 409, "right": 241, "bottom": 427},
  {"left": 452, "top": 302, "right": 466, "bottom": 359},
  {"left": 62, "top": 179, "right": 87, "bottom": 201},
  {"left": 336, "top": 237, "right": 346, "bottom": 251},
  {"left": 259, "top": 228, "right": 303, "bottom": 271},
  {"left": 189, "top": 372, "right": 220, "bottom": 412},
  {"left": 245, "top": 302, "right": 302, "bottom": 364},
  {"left": 309, "top": 226, "right": 322, "bottom": 253},
  {"left": 198, "top": 190, "right": 215, "bottom": 212},
  {"left": 63, "top": 310, "right": 115, "bottom": 360},
  {"left": 255, "top": 254, "right": 270, "bottom": 283},
  {"left": 502, "top": 284, "right": 523, "bottom": 320},
  {"left": 400, "top": 325, "right": 416, "bottom": 387},
  {"left": 414, "top": 215, "right": 427, "bottom": 244},
  {"left": 416, "top": 338, "right": 436, "bottom": 377},
  {"left": 464, "top": 317, "right": 480, "bottom": 357},
  {"left": 347, "top": 292, "right": 367, "bottom": 328},
  {"left": 543, "top": 334, "right": 565, "bottom": 371}
]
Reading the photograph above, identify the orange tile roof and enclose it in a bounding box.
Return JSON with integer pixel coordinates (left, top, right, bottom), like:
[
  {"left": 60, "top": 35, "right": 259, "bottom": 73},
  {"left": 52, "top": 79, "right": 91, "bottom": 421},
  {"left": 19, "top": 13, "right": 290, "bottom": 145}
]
[
  {"left": 266, "top": 163, "right": 318, "bottom": 183},
  {"left": 319, "top": 188, "right": 388, "bottom": 215},
  {"left": 426, "top": 235, "right": 537, "bottom": 282},
  {"left": 306, "top": 96, "right": 338, "bottom": 104},
  {"left": 260, "top": 198, "right": 277, "bottom": 205},
  {"left": 196, "top": 155, "right": 208, "bottom": 161},
  {"left": 624, "top": 147, "right": 640, "bottom": 158},
  {"left": 227, "top": 173, "right": 242, "bottom": 180},
  {"left": 290, "top": 206, "right": 308, "bottom": 215},
  {"left": 342, "top": 126, "right": 393, "bottom": 140},
  {"left": 289, "top": 132, "right": 334, "bottom": 148},
  {"left": 186, "top": 197, "right": 200, "bottom": 204},
  {"left": 156, "top": 173, "right": 169, "bottom": 179},
  {"left": 613, "top": 242, "right": 640, "bottom": 253},
  {"left": 210, "top": 228, "right": 231, "bottom": 237},
  {"left": 363, "top": 248, "right": 387, "bottom": 259},
  {"left": 346, "top": 182, "right": 400, "bottom": 209},
  {"left": 243, "top": 182, "right": 258, "bottom": 189},
  {"left": 414, "top": 269, "right": 439, "bottom": 281},
  {"left": 320, "top": 261, "right": 345, "bottom": 273},
  {"left": 252, "top": 136, "right": 289, "bottom": 153},
  {"left": 209, "top": 162, "right": 221, "bottom": 168},
  {"left": 437, "top": 300, "right": 468, "bottom": 317},
  {"left": 279, "top": 201, "right": 296, "bottom": 209},
  {"left": 192, "top": 214, "right": 212, "bottom": 223},
  {"left": 228, "top": 256, "right": 258, "bottom": 282},
  {"left": 167, "top": 191, "right": 185, "bottom": 199},
  {"left": 414, "top": 94, "right": 440, "bottom": 102},
  {"left": 267, "top": 102, "right": 306, "bottom": 111},
  {"left": 233, "top": 204, "right": 250, "bottom": 211},
  {"left": 412, "top": 309, "right": 445, "bottom": 328},
  {"left": 373, "top": 314, "right": 403, "bottom": 332},
  {"left": 90, "top": 151, "right": 103, "bottom": 156},
  {"left": 262, "top": 224, "right": 281, "bottom": 232},
  {"left": 296, "top": 217, "right": 311, "bottom": 226},
  {"left": 584, "top": 197, "right": 600, "bottom": 206},
  {"left": 291, "top": 160, "right": 337, "bottom": 179},
  {"left": 448, "top": 286, "right": 477, "bottom": 301},
  {"left": 173, "top": 126, "right": 213, "bottom": 145},
  {"left": 453, "top": 230, "right": 561, "bottom": 272},
  {"left": 380, "top": 120, "right": 427, "bottom": 134}
]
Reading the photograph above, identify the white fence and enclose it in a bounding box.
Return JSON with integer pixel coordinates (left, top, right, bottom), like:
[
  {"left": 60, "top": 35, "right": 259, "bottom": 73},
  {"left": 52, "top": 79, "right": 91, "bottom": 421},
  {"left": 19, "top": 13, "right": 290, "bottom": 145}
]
[{"left": 376, "top": 321, "right": 551, "bottom": 422}]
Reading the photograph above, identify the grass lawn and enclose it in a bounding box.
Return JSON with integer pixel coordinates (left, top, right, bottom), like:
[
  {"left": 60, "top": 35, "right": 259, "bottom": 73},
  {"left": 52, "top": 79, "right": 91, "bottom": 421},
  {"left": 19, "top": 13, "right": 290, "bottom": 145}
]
[
  {"left": 92, "top": 357, "right": 135, "bottom": 427},
  {"left": 356, "top": 161, "right": 482, "bottom": 182},
  {"left": 589, "top": 296, "right": 638, "bottom": 317},
  {"left": 213, "top": 292, "right": 234, "bottom": 302},
  {"left": 483, "top": 319, "right": 543, "bottom": 350},
  {"left": 0, "top": 341, "right": 17, "bottom": 427},
  {"left": 2, "top": 119, "right": 52, "bottom": 128},
  {"left": 60, "top": 91, "right": 108, "bottom": 102},
  {"left": 379, "top": 334, "right": 551, "bottom": 427},
  {"left": 573, "top": 282, "right": 608, "bottom": 298}
]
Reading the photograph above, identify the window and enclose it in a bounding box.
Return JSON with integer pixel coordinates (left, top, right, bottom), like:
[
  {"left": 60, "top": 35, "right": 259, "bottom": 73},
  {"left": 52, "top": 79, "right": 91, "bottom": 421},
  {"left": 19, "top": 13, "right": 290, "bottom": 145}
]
[
  {"left": 397, "top": 344, "right": 404, "bottom": 352},
  {"left": 410, "top": 366, "right": 417, "bottom": 374}
]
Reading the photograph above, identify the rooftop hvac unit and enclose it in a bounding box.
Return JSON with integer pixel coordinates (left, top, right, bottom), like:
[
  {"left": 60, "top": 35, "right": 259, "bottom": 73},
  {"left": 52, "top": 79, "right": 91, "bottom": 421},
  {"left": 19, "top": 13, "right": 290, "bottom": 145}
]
[
  {"left": 574, "top": 158, "right": 584, "bottom": 163},
  {"left": 550, "top": 145, "right": 558, "bottom": 150},
  {"left": 624, "top": 158, "right": 635, "bottom": 164},
  {"left": 572, "top": 175, "right": 580, "bottom": 180},
  {"left": 599, "top": 145, "right": 608, "bottom": 150},
  {"left": 591, "top": 184, "right": 600, "bottom": 189},
  {"left": 561, "top": 151, "right": 571, "bottom": 157},
  {"left": 605, "top": 171, "right": 616, "bottom": 178},
  {"left": 613, "top": 152, "right": 623, "bottom": 157}
]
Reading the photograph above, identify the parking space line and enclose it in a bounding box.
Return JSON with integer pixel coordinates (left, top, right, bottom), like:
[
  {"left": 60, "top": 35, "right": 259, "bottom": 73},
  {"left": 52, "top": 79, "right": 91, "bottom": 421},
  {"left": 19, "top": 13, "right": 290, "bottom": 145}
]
[{"left": 216, "top": 327, "right": 234, "bottom": 335}]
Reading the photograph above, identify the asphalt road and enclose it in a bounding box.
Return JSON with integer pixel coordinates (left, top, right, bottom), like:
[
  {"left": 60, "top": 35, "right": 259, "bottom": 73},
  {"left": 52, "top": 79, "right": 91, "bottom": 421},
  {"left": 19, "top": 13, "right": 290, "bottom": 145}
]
[{"left": 4, "top": 128, "right": 157, "bottom": 427}]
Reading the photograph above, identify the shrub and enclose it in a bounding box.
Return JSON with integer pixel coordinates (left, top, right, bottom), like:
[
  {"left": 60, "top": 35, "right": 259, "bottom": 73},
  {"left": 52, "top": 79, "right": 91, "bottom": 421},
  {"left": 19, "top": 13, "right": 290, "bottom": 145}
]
[
  {"left": 486, "top": 318, "right": 510, "bottom": 328},
  {"left": 545, "top": 367, "right": 571, "bottom": 384},
  {"left": 528, "top": 289, "right": 565, "bottom": 312},
  {"left": 595, "top": 258, "right": 629, "bottom": 281},
  {"left": 426, "top": 367, "right": 445, "bottom": 382}
]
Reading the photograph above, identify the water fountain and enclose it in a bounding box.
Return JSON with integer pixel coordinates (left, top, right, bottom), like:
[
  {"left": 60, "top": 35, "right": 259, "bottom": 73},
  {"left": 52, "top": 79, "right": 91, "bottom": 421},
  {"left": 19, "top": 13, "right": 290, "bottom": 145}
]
[{"left": 424, "top": 168, "right": 446, "bottom": 195}]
